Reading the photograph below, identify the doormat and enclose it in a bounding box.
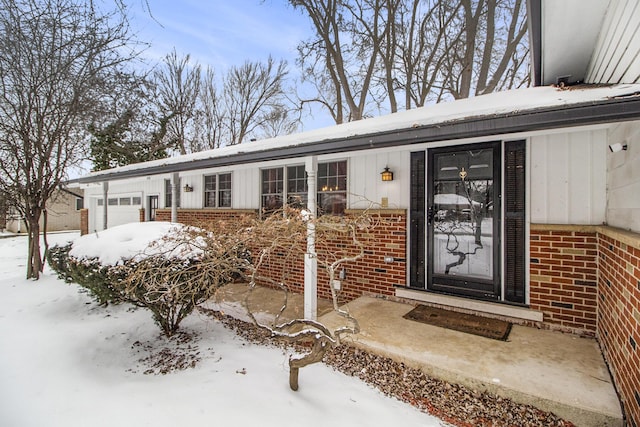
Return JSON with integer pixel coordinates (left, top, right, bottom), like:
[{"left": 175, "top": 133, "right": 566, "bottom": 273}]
[{"left": 403, "top": 305, "right": 512, "bottom": 341}]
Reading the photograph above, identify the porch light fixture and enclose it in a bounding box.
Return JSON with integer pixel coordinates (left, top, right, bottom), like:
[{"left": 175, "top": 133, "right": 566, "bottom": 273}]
[
  {"left": 381, "top": 166, "right": 394, "bottom": 182},
  {"left": 608, "top": 143, "right": 628, "bottom": 152},
  {"left": 183, "top": 184, "right": 193, "bottom": 192}
]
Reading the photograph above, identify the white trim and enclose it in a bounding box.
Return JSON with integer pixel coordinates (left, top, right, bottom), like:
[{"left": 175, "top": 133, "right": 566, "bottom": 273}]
[{"left": 395, "top": 288, "right": 544, "bottom": 323}]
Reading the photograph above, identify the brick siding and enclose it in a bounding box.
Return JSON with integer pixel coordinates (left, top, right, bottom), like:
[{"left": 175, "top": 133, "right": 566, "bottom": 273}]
[
  {"left": 598, "top": 230, "right": 640, "bottom": 427},
  {"left": 529, "top": 226, "right": 599, "bottom": 335},
  {"left": 80, "top": 208, "right": 88, "bottom": 236},
  {"left": 530, "top": 225, "right": 640, "bottom": 426},
  {"left": 155, "top": 209, "right": 258, "bottom": 227},
  {"left": 156, "top": 208, "right": 407, "bottom": 304}
]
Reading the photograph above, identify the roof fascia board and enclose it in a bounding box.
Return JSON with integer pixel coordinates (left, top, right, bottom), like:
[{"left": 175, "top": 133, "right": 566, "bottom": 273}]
[{"left": 75, "top": 96, "right": 640, "bottom": 184}]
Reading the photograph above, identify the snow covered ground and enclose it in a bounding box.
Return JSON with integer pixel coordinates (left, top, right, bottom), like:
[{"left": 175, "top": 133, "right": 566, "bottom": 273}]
[{"left": 0, "top": 232, "right": 443, "bottom": 427}]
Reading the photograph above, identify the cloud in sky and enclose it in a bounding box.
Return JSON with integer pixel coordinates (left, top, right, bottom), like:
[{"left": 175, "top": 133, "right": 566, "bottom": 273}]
[{"left": 131, "top": 0, "right": 310, "bottom": 69}]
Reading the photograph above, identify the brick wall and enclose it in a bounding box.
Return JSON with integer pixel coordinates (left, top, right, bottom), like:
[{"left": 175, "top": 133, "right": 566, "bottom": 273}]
[
  {"left": 598, "top": 229, "right": 640, "bottom": 427},
  {"left": 80, "top": 209, "right": 88, "bottom": 236},
  {"left": 529, "top": 225, "right": 599, "bottom": 335},
  {"left": 156, "top": 208, "right": 407, "bottom": 304},
  {"left": 139, "top": 208, "right": 145, "bottom": 222},
  {"left": 155, "top": 209, "right": 258, "bottom": 227},
  {"left": 313, "top": 210, "right": 406, "bottom": 303}
]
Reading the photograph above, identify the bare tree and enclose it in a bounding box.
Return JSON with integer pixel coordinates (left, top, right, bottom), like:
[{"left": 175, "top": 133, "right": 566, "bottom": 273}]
[
  {"left": 193, "top": 58, "right": 298, "bottom": 148},
  {"left": 223, "top": 56, "right": 293, "bottom": 145},
  {"left": 0, "top": 0, "right": 139, "bottom": 279},
  {"left": 292, "top": 0, "right": 529, "bottom": 122},
  {"left": 233, "top": 207, "right": 386, "bottom": 390},
  {"left": 196, "top": 67, "right": 226, "bottom": 149},
  {"left": 442, "top": 0, "right": 529, "bottom": 99},
  {"left": 392, "top": 0, "right": 462, "bottom": 109},
  {"left": 154, "top": 49, "right": 202, "bottom": 155},
  {"left": 292, "top": 0, "right": 394, "bottom": 123}
]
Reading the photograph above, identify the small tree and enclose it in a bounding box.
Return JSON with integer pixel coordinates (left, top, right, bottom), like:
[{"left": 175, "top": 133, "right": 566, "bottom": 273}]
[{"left": 234, "top": 206, "right": 383, "bottom": 390}]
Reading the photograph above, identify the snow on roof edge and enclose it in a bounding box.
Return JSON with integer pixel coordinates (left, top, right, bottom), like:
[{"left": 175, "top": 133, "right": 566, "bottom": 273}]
[{"left": 80, "top": 84, "right": 640, "bottom": 180}]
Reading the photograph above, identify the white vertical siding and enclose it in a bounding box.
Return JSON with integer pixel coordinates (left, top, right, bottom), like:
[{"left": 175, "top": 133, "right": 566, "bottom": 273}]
[
  {"left": 530, "top": 129, "right": 607, "bottom": 225},
  {"left": 606, "top": 121, "right": 640, "bottom": 233},
  {"left": 586, "top": 0, "right": 640, "bottom": 84},
  {"left": 349, "top": 150, "right": 408, "bottom": 209}
]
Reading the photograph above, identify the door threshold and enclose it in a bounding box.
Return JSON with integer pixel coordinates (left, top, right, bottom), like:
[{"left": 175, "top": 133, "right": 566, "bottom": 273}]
[{"left": 395, "top": 288, "right": 543, "bottom": 323}]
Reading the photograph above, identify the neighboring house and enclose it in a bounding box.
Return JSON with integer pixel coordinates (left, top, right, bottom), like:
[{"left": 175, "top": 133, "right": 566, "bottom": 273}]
[
  {"left": 5, "top": 188, "right": 84, "bottom": 233},
  {"left": 74, "top": 0, "right": 639, "bottom": 424}
]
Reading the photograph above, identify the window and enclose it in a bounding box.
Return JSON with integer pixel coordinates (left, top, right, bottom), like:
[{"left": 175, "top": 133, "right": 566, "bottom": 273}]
[
  {"left": 318, "top": 160, "right": 347, "bottom": 215},
  {"left": 119, "top": 197, "right": 131, "bottom": 206},
  {"left": 97, "top": 198, "right": 103, "bottom": 206},
  {"left": 260, "top": 162, "right": 345, "bottom": 215},
  {"left": 75, "top": 198, "right": 83, "bottom": 211},
  {"left": 204, "top": 173, "right": 232, "bottom": 208},
  {"left": 204, "top": 175, "right": 216, "bottom": 207},
  {"left": 261, "top": 168, "right": 283, "bottom": 213},
  {"left": 287, "top": 165, "right": 307, "bottom": 209},
  {"left": 108, "top": 198, "right": 118, "bottom": 206},
  {"left": 218, "top": 173, "right": 232, "bottom": 207},
  {"left": 132, "top": 197, "right": 141, "bottom": 205},
  {"left": 164, "top": 179, "right": 181, "bottom": 208}
]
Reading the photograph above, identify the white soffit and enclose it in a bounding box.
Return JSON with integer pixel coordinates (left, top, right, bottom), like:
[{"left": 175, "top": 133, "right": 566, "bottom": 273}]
[{"left": 541, "top": 0, "right": 610, "bottom": 85}]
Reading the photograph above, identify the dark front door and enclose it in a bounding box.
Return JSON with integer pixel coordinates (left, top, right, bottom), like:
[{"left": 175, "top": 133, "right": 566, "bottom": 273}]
[
  {"left": 148, "top": 195, "right": 158, "bottom": 221},
  {"left": 426, "top": 142, "right": 501, "bottom": 300}
]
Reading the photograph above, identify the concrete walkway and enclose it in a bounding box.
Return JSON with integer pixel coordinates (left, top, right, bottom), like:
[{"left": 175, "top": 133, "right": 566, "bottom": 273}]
[{"left": 211, "top": 283, "right": 623, "bottom": 427}]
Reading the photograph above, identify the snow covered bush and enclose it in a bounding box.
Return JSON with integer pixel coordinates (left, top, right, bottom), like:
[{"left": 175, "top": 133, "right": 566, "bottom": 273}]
[
  {"left": 48, "top": 222, "right": 250, "bottom": 336},
  {"left": 47, "top": 243, "right": 125, "bottom": 305}
]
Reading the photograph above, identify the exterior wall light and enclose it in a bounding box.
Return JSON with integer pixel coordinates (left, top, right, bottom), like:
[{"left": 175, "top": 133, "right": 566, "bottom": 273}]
[
  {"left": 183, "top": 184, "right": 194, "bottom": 192},
  {"left": 609, "top": 143, "right": 628, "bottom": 152},
  {"left": 381, "top": 166, "right": 394, "bottom": 182}
]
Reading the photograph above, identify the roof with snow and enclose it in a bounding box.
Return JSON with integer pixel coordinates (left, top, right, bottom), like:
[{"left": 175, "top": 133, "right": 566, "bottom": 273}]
[{"left": 75, "top": 84, "right": 640, "bottom": 184}]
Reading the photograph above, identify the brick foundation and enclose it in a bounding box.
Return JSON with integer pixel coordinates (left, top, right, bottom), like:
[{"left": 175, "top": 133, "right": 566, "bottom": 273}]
[
  {"left": 529, "top": 225, "right": 599, "bottom": 335},
  {"left": 598, "top": 229, "right": 640, "bottom": 427}
]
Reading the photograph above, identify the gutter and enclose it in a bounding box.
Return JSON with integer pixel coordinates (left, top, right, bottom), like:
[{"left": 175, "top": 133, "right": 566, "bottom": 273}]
[
  {"left": 58, "top": 185, "right": 83, "bottom": 200},
  {"left": 71, "top": 95, "right": 640, "bottom": 185}
]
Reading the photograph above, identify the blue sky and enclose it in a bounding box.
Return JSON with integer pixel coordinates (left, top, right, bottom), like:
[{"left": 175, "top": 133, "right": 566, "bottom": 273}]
[{"left": 130, "top": 0, "right": 310, "bottom": 70}]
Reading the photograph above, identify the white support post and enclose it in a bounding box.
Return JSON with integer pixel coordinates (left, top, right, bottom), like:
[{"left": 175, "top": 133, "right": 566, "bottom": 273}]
[
  {"left": 171, "top": 172, "right": 179, "bottom": 223},
  {"left": 102, "top": 181, "right": 109, "bottom": 230},
  {"left": 304, "top": 156, "right": 318, "bottom": 320}
]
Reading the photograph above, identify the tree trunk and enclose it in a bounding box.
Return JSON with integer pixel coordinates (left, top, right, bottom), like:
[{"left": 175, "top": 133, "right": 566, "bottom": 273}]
[
  {"left": 26, "top": 215, "right": 42, "bottom": 280},
  {"left": 41, "top": 209, "right": 49, "bottom": 273}
]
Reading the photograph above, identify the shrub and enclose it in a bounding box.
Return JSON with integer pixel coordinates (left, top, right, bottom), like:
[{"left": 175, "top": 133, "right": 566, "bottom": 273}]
[
  {"left": 47, "top": 244, "right": 125, "bottom": 305},
  {"left": 47, "top": 223, "right": 251, "bottom": 336},
  {"left": 119, "top": 229, "right": 250, "bottom": 336}
]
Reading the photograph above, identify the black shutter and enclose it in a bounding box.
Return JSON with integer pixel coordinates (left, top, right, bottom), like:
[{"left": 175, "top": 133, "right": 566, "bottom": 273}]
[
  {"left": 505, "top": 141, "right": 526, "bottom": 304},
  {"left": 410, "top": 151, "right": 426, "bottom": 288}
]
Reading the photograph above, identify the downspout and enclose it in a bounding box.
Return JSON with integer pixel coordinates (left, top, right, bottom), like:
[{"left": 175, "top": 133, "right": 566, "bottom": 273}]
[
  {"left": 304, "top": 156, "right": 318, "bottom": 320},
  {"left": 102, "top": 181, "right": 108, "bottom": 230},
  {"left": 171, "top": 172, "right": 179, "bottom": 223}
]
